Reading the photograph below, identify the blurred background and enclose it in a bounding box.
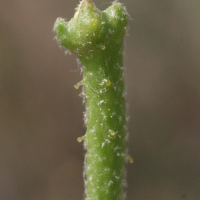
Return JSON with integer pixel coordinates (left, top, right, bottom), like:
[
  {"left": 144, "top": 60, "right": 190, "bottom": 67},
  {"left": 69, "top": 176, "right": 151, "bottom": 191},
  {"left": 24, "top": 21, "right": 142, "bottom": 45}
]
[{"left": 1, "top": 0, "right": 200, "bottom": 199}]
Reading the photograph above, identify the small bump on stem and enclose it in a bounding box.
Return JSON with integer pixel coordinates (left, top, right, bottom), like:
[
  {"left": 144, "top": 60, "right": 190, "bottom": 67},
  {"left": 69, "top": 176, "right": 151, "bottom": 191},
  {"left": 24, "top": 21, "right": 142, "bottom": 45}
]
[
  {"left": 103, "top": 79, "right": 112, "bottom": 87},
  {"left": 77, "top": 135, "right": 86, "bottom": 143},
  {"left": 74, "top": 80, "right": 83, "bottom": 89},
  {"left": 109, "top": 129, "right": 116, "bottom": 136},
  {"left": 126, "top": 153, "right": 134, "bottom": 163}
]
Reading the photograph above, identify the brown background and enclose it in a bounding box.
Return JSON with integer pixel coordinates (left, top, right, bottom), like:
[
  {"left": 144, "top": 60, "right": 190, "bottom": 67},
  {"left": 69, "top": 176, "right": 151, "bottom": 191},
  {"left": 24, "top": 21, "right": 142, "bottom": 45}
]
[{"left": 1, "top": 0, "right": 200, "bottom": 199}]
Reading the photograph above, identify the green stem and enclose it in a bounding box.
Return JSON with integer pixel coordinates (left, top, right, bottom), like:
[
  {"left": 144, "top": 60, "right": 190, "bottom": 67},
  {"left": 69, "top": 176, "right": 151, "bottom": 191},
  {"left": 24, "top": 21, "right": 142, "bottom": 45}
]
[
  {"left": 81, "top": 52, "right": 126, "bottom": 200},
  {"left": 54, "top": 1, "right": 129, "bottom": 199}
]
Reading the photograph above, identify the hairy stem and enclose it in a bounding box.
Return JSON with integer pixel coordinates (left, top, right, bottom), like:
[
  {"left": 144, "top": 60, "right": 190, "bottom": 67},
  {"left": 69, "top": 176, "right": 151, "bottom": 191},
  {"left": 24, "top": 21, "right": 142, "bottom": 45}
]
[{"left": 54, "top": 1, "right": 129, "bottom": 199}]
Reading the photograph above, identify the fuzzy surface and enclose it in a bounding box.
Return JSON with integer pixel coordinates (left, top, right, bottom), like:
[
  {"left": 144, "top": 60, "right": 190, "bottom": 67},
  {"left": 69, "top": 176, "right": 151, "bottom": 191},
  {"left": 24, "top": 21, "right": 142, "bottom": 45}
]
[{"left": 54, "top": 1, "right": 128, "bottom": 199}]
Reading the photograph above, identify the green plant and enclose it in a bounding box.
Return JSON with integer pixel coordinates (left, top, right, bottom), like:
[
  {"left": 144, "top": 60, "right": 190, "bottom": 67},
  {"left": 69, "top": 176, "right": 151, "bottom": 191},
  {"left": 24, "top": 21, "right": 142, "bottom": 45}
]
[{"left": 54, "top": 0, "right": 131, "bottom": 199}]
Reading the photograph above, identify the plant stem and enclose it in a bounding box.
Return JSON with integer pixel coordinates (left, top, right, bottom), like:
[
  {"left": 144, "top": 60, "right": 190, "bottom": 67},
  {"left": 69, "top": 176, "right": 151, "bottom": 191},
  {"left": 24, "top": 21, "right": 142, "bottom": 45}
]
[
  {"left": 80, "top": 53, "right": 126, "bottom": 200},
  {"left": 54, "top": 1, "right": 128, "bottom": 199}
]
